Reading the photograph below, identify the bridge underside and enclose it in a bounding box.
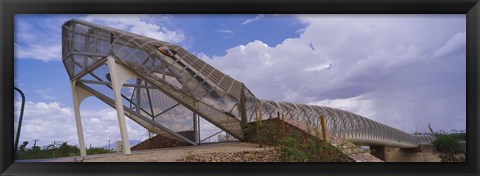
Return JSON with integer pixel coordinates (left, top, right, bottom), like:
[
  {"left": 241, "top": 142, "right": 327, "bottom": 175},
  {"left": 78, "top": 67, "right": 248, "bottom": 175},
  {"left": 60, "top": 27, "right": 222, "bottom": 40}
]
[{"left": 62, "top": 19, "right": 433, "bottom": 155}]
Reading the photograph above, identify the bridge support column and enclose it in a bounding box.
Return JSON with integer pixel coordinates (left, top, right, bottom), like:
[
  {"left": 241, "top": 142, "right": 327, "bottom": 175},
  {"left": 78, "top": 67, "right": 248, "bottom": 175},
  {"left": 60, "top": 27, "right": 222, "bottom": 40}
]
[
  {"left": 107, "top": 56, "right": 139, "bottom": 155},
  {"left": 193, "top": 113, "right": 199, "bottom": 145},
  {"left": 71, "top": 81, "right": 94, "bottom": 157},
  {"left": 370, "top": 146, "right": 387, "bottom": 161}
]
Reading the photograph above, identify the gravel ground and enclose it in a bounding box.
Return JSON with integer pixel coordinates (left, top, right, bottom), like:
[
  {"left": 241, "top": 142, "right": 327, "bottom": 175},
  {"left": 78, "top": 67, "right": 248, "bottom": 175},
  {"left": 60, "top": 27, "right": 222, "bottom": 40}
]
[
  {"left": 83, "top": 142, "right": 269, "bottom": 162},
  {"left": 328, "top": 135, "right": 384, "bottom": 162},
  {"left": 385, "top": 147, "right": 445, "bottom": 162},
  {"left": 178, "top": 149, "right": 281, "bottom": 162},
  {"left": 84, "top": 117, "right": 383, "bottom": 162}
]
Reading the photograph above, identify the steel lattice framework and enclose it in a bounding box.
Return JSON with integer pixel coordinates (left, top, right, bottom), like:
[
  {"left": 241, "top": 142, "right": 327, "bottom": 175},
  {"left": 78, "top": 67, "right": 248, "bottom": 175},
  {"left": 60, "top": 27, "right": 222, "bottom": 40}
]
[{"left": 62, "top": 19, "right": 432, "bottom": 155}]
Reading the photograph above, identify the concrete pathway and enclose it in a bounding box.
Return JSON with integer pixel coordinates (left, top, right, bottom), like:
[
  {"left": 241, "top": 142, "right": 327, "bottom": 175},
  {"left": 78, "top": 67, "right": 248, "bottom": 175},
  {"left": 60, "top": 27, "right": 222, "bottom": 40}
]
[{"left": 16, "top": 141, "right": 241, "bottom": 162}]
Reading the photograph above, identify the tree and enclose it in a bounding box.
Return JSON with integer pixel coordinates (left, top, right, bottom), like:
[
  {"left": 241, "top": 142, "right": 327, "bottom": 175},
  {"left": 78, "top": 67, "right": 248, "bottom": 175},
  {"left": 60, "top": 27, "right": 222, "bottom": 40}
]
[
  {"left": 19, "top": 141, "right": 28, "bottom": 152},
  {"left": 432, "top": 133, "right": 462, "bottom": 162}
]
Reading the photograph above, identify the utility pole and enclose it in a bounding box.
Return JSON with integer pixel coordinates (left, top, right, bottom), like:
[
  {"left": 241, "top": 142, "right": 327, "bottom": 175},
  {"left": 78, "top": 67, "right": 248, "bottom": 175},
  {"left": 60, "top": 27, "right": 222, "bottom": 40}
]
[
  {"left": 108, "top": 140, "right": 111, "bottom": 150},
  {"left": 53, "top": 140, "right": 56, "bottom": 158},
  {"left": 415, "top": 123, "right": 418, "bottom": 134},
  {"left": 33, "top": 139, "right": 39, "bottom": 149}
]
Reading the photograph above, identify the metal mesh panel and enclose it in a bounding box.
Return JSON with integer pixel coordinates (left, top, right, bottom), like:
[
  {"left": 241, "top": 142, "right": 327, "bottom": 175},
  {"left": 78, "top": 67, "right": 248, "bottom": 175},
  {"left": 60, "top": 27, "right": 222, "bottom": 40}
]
[
  {"left": 244, "top": 88, "right": 261, "bottom": 122},
  {"left": 131, "top": 81, "right": 191, "bottom": 125},
  {"left": 247, "top": 101, "right": 424, "bottom": 147},
  {"left": 154, "top": 104, "right": 193, "bottom": 132},
  {"left": 62, "top": 21, "right": 111, "bottom": 79}
]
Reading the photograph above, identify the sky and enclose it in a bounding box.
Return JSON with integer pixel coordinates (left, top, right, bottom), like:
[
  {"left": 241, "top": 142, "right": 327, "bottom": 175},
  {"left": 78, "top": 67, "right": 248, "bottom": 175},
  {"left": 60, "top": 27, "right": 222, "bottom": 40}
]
[{"left": 14, "top": 14, "right": 466, "bottom": 148}]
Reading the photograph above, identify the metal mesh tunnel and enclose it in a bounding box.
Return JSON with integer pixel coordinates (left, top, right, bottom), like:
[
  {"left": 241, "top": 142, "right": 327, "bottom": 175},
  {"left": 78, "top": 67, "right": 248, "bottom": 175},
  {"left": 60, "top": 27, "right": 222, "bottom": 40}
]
[{"left": 62, "top": 19, "right": 432, "bottom": 151}]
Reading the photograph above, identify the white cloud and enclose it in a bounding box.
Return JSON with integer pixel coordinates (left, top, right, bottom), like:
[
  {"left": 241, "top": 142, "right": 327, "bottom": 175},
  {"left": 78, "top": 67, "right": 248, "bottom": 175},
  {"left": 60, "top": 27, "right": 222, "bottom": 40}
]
[
  {"left": 14, "top": 79, "right": 24, "bottom": 86},
  {"left": 207, "top": 15, "right": 464, "bottom": 101},
  {"left": 15, "top": 21, "right": 36, "bottom": 42},
  {"left": 89, "top": 118, "right": 101, "bottom": 124},
  {"left": 15, "top": 15, "right": 185, "bottom": 62},
  {"left": 14, "top": 15, "right": 75, "bottom": 62},
  {"left": 82, "top": 14, "right": 185, "bottom": 43},
  {"left": 215, "top": 29, "right": 234, "bottom": 34},
  {"left": 305, "top": 63, "right": 333, "bottom": 72},
  {"left": 15, "top": 43, "right": 62, "bottom": 62},
  {"left": 241, "top": 14, "right": 264, "bottom": 25},
  {"left": 203, "top": 14, "right": 466, "bottom": 132},
  {"left": 15, "top": 101, "right": 77, "bottom": 146},
  {"left": 433, "top": 32, "right": 466, "bottom": 58},
  {"left": 14, "top": 100, "right": 148, "bottom": 148},
  {"left": 214, "top": 29, "right": 235, "bottom": 39},
  {"left": 34, "top": 89, "right": 59, "bottom": 100},
  {"left": 14, "top": 99, "right": 222, "bottom": 148},
  {"left": 310, "top": 96, "right": 376, "bottom": 119}
]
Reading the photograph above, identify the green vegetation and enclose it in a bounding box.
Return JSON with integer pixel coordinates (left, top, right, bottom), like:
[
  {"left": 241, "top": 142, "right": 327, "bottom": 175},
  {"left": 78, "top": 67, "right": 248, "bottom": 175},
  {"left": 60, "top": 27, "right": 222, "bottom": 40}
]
[
  {"left": 277, "top": 131, "right": 308, "bottom": 162},
  {"left": 16, "top": 141, "right": 113, "bottom": 160},
  {"left": 277, "top": 130, "right": 344, "bottom": 162},
  {"left": 244, "top": 119, "right": 349, "bottom": 162},
  {"left": 244, "top": 120, "right": 281, "bottom": 146},
  {"left": 431, "top": 130, "right": 466, "bottom": 162}
]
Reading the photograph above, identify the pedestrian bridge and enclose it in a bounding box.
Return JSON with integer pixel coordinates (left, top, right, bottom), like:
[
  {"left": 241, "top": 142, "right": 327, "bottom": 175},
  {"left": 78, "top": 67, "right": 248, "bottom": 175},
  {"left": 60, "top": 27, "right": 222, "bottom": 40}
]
[{"left": 62, "top": 19, "right": 433, "bottom": 156}]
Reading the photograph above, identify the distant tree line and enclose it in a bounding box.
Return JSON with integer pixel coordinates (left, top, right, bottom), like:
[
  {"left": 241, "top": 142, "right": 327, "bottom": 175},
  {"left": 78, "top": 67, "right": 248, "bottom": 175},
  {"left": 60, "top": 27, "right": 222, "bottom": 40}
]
[{"left": 17, "top": 141, "right": 113, "bottom": 160}]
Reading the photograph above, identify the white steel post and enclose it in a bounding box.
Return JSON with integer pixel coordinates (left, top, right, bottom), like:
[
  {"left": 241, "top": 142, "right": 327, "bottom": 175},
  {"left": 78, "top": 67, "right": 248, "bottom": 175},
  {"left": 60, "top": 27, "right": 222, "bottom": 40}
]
[
  {"left": 107, "top": 56, "right": 137, "bottom": 155},
  {"left": 193, "top": 113, "right": 198, "bottom": 144},
  {"left": 71, "top": 81, "right": 92, "bottom": 156},
  {"left": 197, "top": 115, "right": 201, "bottom": 144}
]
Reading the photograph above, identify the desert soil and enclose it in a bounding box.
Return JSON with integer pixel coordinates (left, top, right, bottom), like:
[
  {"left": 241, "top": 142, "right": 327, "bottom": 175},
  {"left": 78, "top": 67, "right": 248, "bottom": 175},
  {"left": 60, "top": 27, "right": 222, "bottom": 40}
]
[{"left": 82, "top": 142, "right": 273, "bottom": 162}]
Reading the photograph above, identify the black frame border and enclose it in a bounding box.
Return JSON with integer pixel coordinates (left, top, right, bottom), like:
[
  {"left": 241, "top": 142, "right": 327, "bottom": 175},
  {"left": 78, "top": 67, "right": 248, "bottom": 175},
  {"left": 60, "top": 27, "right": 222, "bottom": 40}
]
[{"left": 1, "top": 0, "right": 479, "bottom": 175}]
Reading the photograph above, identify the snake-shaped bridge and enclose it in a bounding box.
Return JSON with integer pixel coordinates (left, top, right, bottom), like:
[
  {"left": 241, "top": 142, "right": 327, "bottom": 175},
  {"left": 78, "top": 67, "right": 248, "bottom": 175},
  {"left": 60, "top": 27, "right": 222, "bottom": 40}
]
[{"left": 62, "top": 19, "right": 432, "bottom": 155}]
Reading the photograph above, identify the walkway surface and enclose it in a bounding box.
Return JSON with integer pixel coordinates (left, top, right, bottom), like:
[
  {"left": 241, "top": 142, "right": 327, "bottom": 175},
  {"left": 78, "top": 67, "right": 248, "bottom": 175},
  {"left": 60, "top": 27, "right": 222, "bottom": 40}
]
[{"left": 16, "top": 142, "right": 264, "bottom": 162}]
